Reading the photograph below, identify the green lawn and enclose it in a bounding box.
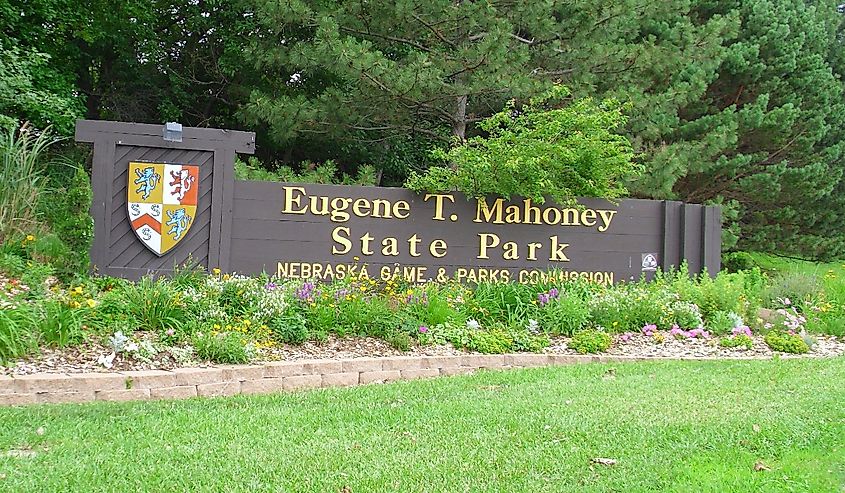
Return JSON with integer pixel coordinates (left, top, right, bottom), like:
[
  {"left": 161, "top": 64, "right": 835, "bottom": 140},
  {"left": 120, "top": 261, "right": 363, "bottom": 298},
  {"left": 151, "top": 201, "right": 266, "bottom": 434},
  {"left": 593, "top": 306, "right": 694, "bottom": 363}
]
[
  {"left": 748, "top": 252, "right": 845, "bottom": 278},
  {"left": 1, "top": 359, "right": 844, "bottom": 492}
]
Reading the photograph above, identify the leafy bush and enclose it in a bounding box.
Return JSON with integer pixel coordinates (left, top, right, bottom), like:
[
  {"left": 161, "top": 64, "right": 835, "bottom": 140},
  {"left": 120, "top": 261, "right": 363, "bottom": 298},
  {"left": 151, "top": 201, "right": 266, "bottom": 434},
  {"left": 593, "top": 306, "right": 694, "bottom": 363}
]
[
  {"left": 722, "top": 252, "right": 757, "bottom": 273},
  {"left": 385, "top": 331, "right": 413, "bottom": 352},
  {"left": 39, "top": 166, "right": 93, "bottom": 277},
  {"left": 719, "top": 334, "right": 753, "bottom": 350},
  {"left": 538, "top": 292, "right": 589, "bottom": 336},
  {"left": 465, "top": 327, "right": 513, "bottom": 354},
  {"left": 764, "top": 331, "right": 809, "bottom": 354},
  {"left": 269, "top": 307, "right": 309, "bottom": 344},
  {"left": 194, "top": 331, "right": 251, "bottom": 364},
  {"left": 569, "top": 329, "right": 612, "bottom": 354},
  {"left": 762, "top": 273, "right": 820, "bottom": 309},
  {"left": 406, "top": 85, "right": 638, "bottom": 206}
]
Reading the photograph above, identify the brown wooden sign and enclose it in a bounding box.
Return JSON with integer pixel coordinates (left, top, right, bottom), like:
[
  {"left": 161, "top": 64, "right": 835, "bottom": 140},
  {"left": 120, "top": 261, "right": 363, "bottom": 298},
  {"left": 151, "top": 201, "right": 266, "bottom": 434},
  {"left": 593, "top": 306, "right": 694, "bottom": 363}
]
[{"left": 77, "top": 120, "right": 720, "bottom": 283}]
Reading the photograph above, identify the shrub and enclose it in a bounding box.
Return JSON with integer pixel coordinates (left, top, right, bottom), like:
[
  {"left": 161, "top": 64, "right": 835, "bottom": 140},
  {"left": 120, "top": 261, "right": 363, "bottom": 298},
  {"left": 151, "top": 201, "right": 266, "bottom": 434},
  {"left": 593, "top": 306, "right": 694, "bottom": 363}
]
[
  {"left": 39, "top": 166, "right": 93, "bottom": 277},
  {"left": 569, "top": 329, "right": 612, "bottom": 354},
  {"left": 194, "top": 331, "right": 251, "bottom": 364},
  {"left": 539, "top": 292, "right": 589, "bottom": 336},
  {"left": 764, "top": 331, "right": 810, "bottom": 354},
  {"left": 762, "top": 273, "right": 820, "bottom": 309},
  {"left": 385, "top": 331, "right": 413, "bottom": 352},
  {"left": 722, "top": 252, "right": 757, "bottom": 273},
  {"left": 465, "top": 327, "right": 513, "bottom": 354},
  {"left": 0, "top": 304, "right": 38, "bottom": 362},
  {"left": 269, "top": 307, "right": 309, "bottom": 344},
  {"left": 719, "top": 334, "right": 753, "bottom": 350},
  {"left": 405, "top": 85, "right": 638, "bottom": 206}
]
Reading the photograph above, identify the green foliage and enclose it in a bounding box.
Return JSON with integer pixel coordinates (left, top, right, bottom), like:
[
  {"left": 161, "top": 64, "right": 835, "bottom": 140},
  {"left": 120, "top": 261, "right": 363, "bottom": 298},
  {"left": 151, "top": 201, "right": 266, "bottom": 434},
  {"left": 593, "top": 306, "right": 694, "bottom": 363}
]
[
  {"left": 722, "top": 252, "right": 757, "bottom": 273},
  {"left": 568, "top": 329, "right": 612, "bottom": 354},
  {"left": 39, "top": 166, "right": 93, "bottom": 277},
  {"left": 0, "top": 126, "right": 58, "bottom": 242},
  {"left": 39, "top": 300, "right": 84, "bottom": 347},
  {"left": 235, "top": 157, "right": 377, "bottom": 186},
  {"left": 538, "top": 294, "right": 590, "bottom": 336},
  {"left": 194, "top": 331, "right": 251, "bottom": 364},
  {"left": 762, "top": 273, "right": 820, "bottom": 309},
  {"left": 121, "top": 277, "right": 186, "bottom": 333},
  {"left": 719, "top": 334, "right": 753, "bottom": 350},
  {"left": 406, "top": 86, "right": 638, "bottom": 205},
  {"left": 385, "top": 331, "right": 413, "bottom": 352},
  {"left": 0, "top": 304, "right": 38, "bottom": 363},
  {"left": 0, "top": 44, "right": 82, "bottom": 133},
  {"left": 269, "top": 307, "right": 309, "bottom": 345},
  {"left": 763, "top": 331, "right": 809, "bottom": 355}
]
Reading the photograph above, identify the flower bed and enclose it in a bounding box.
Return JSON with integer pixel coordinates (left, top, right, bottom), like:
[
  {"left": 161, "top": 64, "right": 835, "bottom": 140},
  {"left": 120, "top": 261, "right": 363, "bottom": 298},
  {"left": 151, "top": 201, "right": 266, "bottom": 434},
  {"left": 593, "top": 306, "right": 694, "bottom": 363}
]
[{"left": 1, "top": 254, "right": 844, "bottom": 377}]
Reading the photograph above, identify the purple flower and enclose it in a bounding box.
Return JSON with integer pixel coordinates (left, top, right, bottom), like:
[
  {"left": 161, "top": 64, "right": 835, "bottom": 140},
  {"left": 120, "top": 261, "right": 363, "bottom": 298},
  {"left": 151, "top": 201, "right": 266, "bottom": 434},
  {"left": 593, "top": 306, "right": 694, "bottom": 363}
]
[
  {"left": 418, "top": 325, "right": 428, "bottom": 333},
  {"left": 264, "top": 282, "right": 278, "bottom": 291},
  {"left": 619, "top": 332, "right": 633, "bottom": 343},
  {"left": 548, "top": 288, "right": 559, "bottom": 299},
  {"left": 732, "top": 325, "right": 752, "bottom": 337},
  {"left": 538, "top": 293, "right": 550, "bottom": 306},
  {"left": 642, "top": 324, "right": 657, "bottom": 336}
]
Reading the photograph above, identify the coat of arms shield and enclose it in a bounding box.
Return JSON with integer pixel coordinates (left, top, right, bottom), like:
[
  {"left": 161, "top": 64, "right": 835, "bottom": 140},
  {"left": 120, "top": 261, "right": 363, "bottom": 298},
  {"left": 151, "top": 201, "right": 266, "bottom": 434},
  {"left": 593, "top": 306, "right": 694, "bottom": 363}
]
[{"left": 127, "top": 162, "right": 199, "bottom": 256}]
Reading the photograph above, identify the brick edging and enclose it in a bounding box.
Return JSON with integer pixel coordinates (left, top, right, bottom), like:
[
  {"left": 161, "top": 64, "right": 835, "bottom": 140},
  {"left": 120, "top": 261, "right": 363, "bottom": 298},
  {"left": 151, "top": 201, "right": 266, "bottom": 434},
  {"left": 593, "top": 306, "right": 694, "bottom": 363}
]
[{"left": 0, "top": 353, "right": 778, "bottom": 406}]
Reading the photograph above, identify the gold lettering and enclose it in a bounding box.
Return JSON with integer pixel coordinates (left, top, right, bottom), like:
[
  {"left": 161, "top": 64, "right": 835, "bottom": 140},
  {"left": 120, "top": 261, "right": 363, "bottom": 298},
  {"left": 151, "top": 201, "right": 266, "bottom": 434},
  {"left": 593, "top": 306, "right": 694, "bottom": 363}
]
[
  {"left": 381, "top": 237, "right": 399, "bottom": 256},
  {"left": 561, "top": 208, "right": 579, "bottom": 226},
  {"left": 352, "top": 198, "right": 371, "bottom": 217},
  {"left": 549, "top": 236, "right": 570, "bottom": 262},
  {"left": 474, "top": 198, "right": 505, "bottom": 224},
  {"left": 329, "top": 197, "right": 352, "bottom": 222},
  {"left": 393, "top": 200, "right": 410, "bottom": 219},
  {"left": 281, "top": 186, "right": 307, "bottom": 214},
  {"left": 372, "top": 199, "right": 392, "bottom": 218},
  {"left": 581, "top": 208, "right": 597, "bottom": 227},
  {"left": 504, "top": 205, "right": 521, "bottom": 224},
  {"left": 331, "top": 226, "right": 352, "bottom": 254},
  {"left": 503, "top": 241, "right": 519, "bottom": 260},
  {"left": 425, "top": 194, "right": 455, "bottom": 221},
  {"left": 523, "top": 199, "right": 542, "bottom": 225},
  {"left": 408, "top": 234, "right": 422, "bottom": 257},
  {"left": 309, "top": 196, "right": 329, "bottom": 216},
  {"left": 477, "top": 233, "right": 500, "bottom": 259},
  {"left": 597, "top": 210, "right": 617, "bottom": 232},
  {"left": 360, "top": 232, "right": 375, "bottom": 256},
  {"left": 527, "top": 242, "right": 542, "bottom": 261},
  {"left": 543, "top": 207, "right": 562, "bottom": 225},
  {"left": 430, "top": 239, "right": 447, "bottom": 258}
]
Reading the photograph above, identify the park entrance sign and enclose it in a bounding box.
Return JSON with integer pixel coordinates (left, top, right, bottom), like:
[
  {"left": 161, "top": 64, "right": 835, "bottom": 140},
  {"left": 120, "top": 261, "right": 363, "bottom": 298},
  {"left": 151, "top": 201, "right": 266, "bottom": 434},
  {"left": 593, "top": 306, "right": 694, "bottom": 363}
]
[{"left": 77, "top": 120, "right": 721, "bottom": 283}]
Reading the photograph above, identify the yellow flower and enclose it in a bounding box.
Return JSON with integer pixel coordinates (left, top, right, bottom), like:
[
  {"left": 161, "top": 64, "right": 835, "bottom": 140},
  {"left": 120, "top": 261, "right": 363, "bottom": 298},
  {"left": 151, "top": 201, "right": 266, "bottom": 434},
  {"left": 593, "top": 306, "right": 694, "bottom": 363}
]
[
  {"left": 244, "top": 319, "right": 252, "bottom": 326},
  {"left": 222, "top": 274, "right": 231, "bottom": 280},
  {"left": 213, "top": 324, "right": 221, "bottom": 330},
  {"left": 25, "top": 234, "right": 35, "bottom": 242},
  {"left": 86, "top": 299, "right": 97, "bottom": 308},
  {"left": 212, "top": 268, "right": 221, "bottom": 275},
  {"left": 73, "top": 286, "right": 83, "bottom": 294}
]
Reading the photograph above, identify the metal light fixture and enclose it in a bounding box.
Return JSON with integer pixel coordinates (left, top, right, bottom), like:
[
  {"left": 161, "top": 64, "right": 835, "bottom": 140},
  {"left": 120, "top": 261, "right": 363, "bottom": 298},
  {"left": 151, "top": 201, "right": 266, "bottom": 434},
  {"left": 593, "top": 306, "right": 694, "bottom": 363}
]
[{"left": 163, "top": 122, "right": 183, "bottom": 142}]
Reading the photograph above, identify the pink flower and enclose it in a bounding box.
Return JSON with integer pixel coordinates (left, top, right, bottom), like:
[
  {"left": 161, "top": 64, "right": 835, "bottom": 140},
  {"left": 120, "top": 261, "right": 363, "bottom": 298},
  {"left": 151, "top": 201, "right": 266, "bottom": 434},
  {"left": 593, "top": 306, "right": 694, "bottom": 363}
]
[
  {"left": 418, "top": 326, "right": 428, "bottom": 333},
  {"left": 166, "top": 328, "right": 175, "bottom": 337},
  {"left": 642, "top": 324, "right": 657, "bottom": 336}
]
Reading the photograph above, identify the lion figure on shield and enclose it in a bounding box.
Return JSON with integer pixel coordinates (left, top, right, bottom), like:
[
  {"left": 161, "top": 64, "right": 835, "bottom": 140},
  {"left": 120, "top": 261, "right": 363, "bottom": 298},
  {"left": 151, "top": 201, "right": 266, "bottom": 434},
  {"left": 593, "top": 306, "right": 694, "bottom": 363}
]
[{"left": 165, "top": 208, "right": 192, "bottom": 241}]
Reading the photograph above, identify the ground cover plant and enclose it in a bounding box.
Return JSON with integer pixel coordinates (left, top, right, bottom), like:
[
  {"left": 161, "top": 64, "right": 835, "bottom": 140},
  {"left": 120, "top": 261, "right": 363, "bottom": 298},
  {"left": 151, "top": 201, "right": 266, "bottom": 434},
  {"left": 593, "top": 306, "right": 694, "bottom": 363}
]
[
  {"left": 0, "top": 358, "right": 843, "bottom": 492},
  {"left": 0, "top": 249, "right": 842, "bottom": 368}
]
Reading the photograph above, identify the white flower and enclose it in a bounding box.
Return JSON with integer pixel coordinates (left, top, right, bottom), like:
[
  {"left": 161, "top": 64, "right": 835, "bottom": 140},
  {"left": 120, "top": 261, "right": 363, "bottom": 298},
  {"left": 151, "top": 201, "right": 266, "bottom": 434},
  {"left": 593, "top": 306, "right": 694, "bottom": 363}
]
[
  {"left": 97, "top": 352, "right": 116, "bottom": 369},
  {"left": 124, "top": 341, "right": 139, "bottom": 353},
  {"left": 466, "top": 319, "right": 480, "bottom": 330}
]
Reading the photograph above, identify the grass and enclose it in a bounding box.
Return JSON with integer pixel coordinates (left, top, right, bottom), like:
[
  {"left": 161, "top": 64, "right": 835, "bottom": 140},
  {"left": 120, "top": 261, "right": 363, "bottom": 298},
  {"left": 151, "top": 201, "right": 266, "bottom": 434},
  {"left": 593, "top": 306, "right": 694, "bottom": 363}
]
[
  {"left": 748, "top": 252, "right": 845, "bottom": 278},
  {"left": 1, "top": 358, "right": 844, "bottom": 492}
]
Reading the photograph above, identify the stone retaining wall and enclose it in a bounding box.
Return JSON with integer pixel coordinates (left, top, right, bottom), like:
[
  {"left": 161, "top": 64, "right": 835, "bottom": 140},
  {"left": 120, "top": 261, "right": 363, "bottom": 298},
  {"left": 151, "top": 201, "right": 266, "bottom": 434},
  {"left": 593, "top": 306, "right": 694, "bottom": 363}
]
[{"left": 0, "top": 353, "right": 762, "bottom": 406}]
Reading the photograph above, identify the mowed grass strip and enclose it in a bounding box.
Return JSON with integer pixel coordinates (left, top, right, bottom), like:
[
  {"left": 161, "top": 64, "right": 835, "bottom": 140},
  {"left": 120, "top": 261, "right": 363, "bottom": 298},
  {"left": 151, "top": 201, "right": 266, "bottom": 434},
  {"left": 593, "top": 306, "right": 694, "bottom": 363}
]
[{"left": 0, "top": 359, "right": 844, "bottom": 492}]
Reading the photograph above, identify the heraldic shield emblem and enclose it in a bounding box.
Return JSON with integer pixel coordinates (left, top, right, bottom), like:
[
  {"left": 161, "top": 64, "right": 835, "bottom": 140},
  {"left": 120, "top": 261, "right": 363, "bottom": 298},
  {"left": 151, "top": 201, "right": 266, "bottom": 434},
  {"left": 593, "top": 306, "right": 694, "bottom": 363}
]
[{"left": 127, "top": 162, "right": 199, "bottom": 256}]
